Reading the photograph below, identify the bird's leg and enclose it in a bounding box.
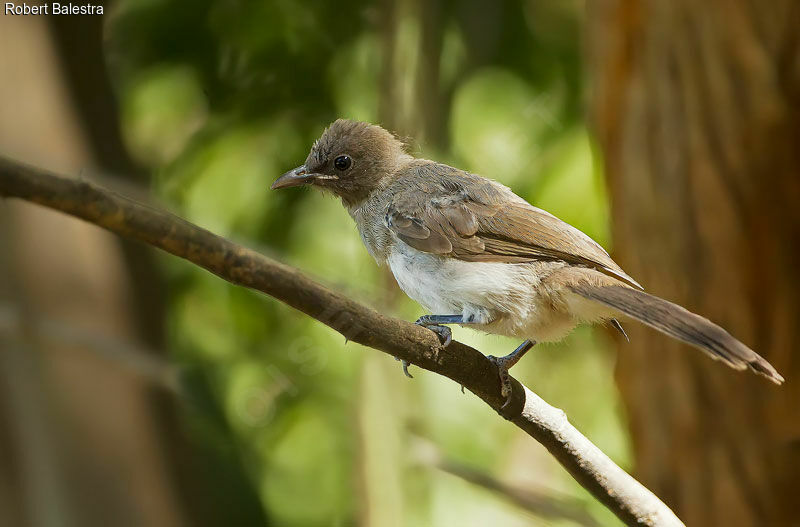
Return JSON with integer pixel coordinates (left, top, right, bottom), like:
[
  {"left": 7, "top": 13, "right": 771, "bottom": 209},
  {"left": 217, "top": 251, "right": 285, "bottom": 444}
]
[
  {"left": 394, "top": 314, "right": 476, "bottom": 379},
  {"left": 488, "top": 340, "right": 536, "bottom": 409}
]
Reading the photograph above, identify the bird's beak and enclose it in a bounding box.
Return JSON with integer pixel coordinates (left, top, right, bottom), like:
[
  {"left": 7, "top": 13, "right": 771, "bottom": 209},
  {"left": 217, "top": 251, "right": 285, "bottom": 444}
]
[{"left": 271, "top": 165, "right": 316, "bottom": 190}]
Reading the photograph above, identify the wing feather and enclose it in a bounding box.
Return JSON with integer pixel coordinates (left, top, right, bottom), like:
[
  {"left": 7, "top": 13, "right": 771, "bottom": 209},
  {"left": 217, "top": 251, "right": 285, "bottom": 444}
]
[{"left": 384, "top": 164, "right": 643, "bottom": 289}]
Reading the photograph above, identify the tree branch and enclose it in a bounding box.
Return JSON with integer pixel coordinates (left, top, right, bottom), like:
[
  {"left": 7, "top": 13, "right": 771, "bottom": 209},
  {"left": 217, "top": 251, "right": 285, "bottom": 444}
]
[
  {"left": 0, "top": 304, "right": 180, "bottom": 394},
  {"left": 411, "top": 435, "right": 603, "bottom": 527},
  {"left": 0, "top": 156, "right": 683, "bottom": 527}
]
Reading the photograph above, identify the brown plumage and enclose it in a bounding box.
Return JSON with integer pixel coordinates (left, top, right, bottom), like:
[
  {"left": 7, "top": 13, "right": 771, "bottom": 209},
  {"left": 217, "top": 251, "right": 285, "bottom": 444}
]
[
  {"left": 570, "top": 283, "right": 783, "bottom": 383},
  {"left": 272, "top": 119, "right": 784, "bottom": 398},
  {"left": 384, "top": 161, "right": 643, "bottom": 289}
]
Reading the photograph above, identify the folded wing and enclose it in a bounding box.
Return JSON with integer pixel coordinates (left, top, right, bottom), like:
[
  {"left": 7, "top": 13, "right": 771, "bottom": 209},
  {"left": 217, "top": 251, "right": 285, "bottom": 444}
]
[{"left": 385, "top": 164, "right": 642, "bottom": 289}]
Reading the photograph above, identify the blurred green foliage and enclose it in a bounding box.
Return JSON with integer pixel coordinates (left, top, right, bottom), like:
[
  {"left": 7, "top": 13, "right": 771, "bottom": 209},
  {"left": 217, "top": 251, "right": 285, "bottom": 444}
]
[{"left": 107, "top": 0, "right": 629, "bottom": 525}]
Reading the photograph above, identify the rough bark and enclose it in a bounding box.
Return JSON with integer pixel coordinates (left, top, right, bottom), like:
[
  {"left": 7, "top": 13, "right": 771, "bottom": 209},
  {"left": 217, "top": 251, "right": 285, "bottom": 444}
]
[
  {"left": 0, "top": 157, "right": 684, "bottom": 527},
  {"left": 588, "top": 1, "right": 800, "bottom": 524}
]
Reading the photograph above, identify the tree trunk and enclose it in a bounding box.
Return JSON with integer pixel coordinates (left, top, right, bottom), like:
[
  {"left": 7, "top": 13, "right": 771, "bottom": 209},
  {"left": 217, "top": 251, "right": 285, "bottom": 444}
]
[
  {"left": 588, "top": 1, "right": 800, "bottom": 525},
  {"left": 0, "top": 13, "right": 189, "bottom": 527}
]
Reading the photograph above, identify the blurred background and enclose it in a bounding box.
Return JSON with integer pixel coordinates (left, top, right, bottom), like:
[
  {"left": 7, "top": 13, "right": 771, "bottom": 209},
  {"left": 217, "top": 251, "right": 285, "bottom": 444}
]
[{"left": 0, "top": 1, "right": 797, "bottom": 526}]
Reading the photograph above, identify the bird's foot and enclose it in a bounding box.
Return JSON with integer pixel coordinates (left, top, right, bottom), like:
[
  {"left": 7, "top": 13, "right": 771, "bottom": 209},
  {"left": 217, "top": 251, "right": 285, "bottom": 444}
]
[
  {"left": 393, "top": 356, "right": 413, "bottom": 378},
  {"left": 414, "top": 316, "right": 454, "bottom": 347},
  {"left": 427, "top": 325, "right": 452, "bottom": 347},
  {"left": 395, "top": 315, "right": 461, "bottom": 379},
  {"left": 487, "top": 355, "right": 514, "bottom": 409},
  {"left": 487, "top": 340, "right": 536, "bottom": 410}
]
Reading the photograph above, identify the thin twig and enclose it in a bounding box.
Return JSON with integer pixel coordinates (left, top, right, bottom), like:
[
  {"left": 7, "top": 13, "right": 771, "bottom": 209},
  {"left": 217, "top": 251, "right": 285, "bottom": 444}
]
[
  {"left": 411, "top": 436, "right": 603, "bottom": 526},
  {"left": 0, "top": 304, "right": 180, "bottom": 394},
  {"left": 0, "top": 156, "right": 683, "bottom": 527}
]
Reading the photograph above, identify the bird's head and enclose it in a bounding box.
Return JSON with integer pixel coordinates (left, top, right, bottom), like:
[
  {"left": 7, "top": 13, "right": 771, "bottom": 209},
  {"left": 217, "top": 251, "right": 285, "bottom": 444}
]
[{"left": 271, "top": 119, "right": 409, "bottom": 207}]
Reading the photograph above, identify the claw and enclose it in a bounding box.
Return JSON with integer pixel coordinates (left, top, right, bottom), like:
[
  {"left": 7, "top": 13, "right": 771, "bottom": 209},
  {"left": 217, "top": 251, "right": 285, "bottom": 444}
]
[
  {"left": 394, "top": 356, "right": 414, "bottom": 378},
  {"left": 414, "top": 315, "right": 465, "bottom": 347},
  {"left": 428, "top": 325, "right": 452, "bottom": 347},
  {"left": 488, "top": 355, "right": 514, "bottom": 409},
  {"left": 401, "top": 360, "right": 413, "bottom": 378},
  {"left": 414, "top": 318, "right": 453, "bottom": 347}
]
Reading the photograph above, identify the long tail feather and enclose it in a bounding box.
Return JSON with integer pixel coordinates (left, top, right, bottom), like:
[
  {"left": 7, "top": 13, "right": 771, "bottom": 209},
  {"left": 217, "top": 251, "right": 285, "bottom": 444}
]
[{"left": 570, "top": 283, "right": 784, "bottom": 384}]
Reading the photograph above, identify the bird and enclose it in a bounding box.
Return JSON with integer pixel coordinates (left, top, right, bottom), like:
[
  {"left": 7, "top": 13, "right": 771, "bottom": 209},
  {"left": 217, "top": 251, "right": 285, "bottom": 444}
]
[{"left": 271, "top": 119, "right": 784, "bottom": 406}]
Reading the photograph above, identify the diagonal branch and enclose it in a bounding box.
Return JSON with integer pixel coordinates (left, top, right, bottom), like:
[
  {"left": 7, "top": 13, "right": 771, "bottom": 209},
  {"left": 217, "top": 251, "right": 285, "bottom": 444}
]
[{"left": 0, "top": 156, "right": 683, "bottom": 527}]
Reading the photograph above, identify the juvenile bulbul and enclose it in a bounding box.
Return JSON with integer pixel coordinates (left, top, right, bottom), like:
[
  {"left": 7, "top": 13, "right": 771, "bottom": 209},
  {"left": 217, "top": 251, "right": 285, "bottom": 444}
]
[{"left": 272, "top": 119, "right": 784, "bottom": 404}]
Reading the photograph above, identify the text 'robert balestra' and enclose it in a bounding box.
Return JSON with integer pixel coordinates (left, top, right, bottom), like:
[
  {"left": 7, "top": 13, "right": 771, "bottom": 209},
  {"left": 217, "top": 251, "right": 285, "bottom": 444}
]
[{"left": 5, "top": 3, "right": 103, "bottom": 15}]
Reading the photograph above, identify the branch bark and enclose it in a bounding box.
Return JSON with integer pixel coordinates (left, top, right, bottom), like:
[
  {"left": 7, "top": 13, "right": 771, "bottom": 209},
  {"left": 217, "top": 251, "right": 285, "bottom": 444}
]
[{"left": 0, "top": 156, "right": 683, "bottom": 527}]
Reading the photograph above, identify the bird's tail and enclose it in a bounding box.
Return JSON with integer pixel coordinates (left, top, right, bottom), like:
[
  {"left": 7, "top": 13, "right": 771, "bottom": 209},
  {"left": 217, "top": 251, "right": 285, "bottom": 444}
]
[{"left": 569, "top": 283, "right": 784, "bottom": 385}]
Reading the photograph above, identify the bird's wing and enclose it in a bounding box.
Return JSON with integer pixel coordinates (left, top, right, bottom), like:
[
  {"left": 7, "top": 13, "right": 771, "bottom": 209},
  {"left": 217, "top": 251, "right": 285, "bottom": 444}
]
[{"left": 385, "top": 164, "right": 643, "bottom": 289}]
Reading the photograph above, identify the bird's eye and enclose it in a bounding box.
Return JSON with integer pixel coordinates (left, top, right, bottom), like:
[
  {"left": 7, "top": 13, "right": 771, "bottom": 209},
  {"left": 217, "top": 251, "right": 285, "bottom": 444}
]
[{"left": 334, "top": 155, "right": 352, "bottom": 171}]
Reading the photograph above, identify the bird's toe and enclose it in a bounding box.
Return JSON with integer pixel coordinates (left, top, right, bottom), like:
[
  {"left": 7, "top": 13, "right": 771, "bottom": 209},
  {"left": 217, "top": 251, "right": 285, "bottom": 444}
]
[
  {"left": 428, "top": 325, "right": 452, "bottom": 347},
  {"left": 393, "top": 356, "right": 414, "bottom": 378}
]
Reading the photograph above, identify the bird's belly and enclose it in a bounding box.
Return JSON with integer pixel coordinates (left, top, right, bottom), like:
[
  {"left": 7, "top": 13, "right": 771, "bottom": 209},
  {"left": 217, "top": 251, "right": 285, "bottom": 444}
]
[
  {"left": 387, "top": 246, "right": 469, "bottom": 315},
  {"left": 386, "top": 243, "right": 585, "bottom": 342}
]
